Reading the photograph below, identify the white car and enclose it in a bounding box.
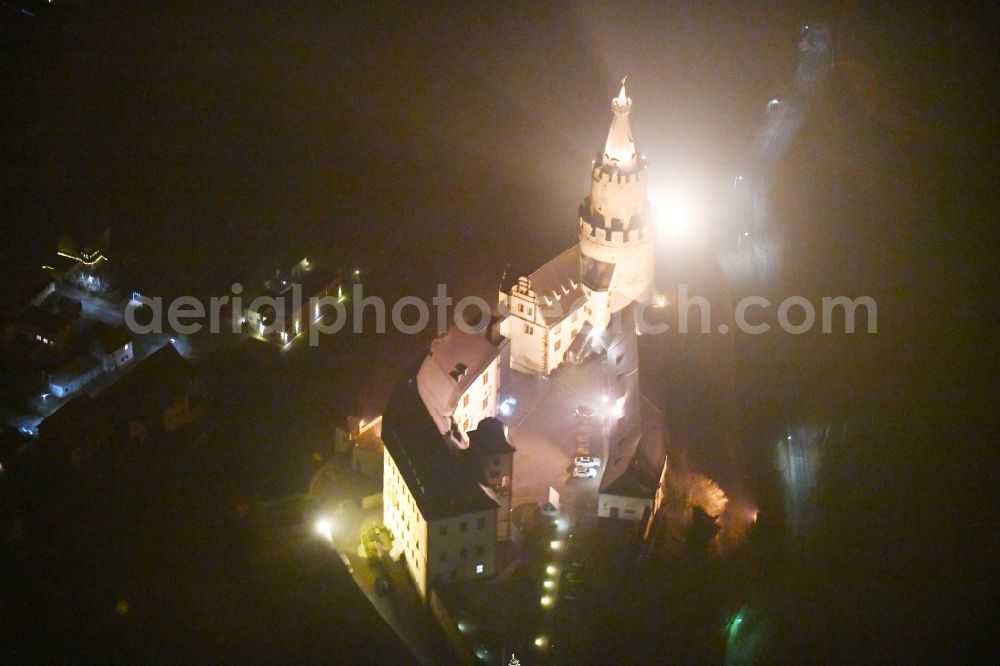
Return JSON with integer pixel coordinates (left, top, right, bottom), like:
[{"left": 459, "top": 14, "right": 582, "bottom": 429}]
[
  {"left": 572, "top": 466, "right": 597, "bottom": 479},
  {"left": 574, "top": 456, "right": 601, "bottom": 468}
]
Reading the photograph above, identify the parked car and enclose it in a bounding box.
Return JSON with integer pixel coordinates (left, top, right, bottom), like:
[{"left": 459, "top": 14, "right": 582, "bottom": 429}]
[
  {"left": 574, "top": 456, "right": 601, "bottom": 468},
  {"left": 572, "top": 466, "right": 597, "bottom": 479}
]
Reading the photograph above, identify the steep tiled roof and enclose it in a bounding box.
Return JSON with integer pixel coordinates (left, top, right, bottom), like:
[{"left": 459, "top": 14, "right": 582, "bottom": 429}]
[
  {"left": 417, "top": 322, "right": 507, "bottom": 434},
  {"left": 382, "top": 376, "right": 499, "bottom": 521},
  {"left": 599, "top": 396, "right": 668, "bottom": 500}
]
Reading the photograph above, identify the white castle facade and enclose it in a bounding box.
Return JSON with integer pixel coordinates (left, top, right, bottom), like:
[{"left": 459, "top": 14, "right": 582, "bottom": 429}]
[
  {"left": 381, "top": 83, "right": 667, "bottom": 599},
  {"left": 500, "top": 82, "right": 654, "bottom": 375}
]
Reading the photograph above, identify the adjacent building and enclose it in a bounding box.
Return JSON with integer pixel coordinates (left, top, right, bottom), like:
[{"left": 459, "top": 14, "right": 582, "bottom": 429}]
[
  {"left": 244, "top": 257, "right": 340, "bottom": 347},
  {"left": 499, "top": 82, "right": 655, "bottom": 378},
  {"left": 381, "top": 320, "right": 512, "bottom": 600},
  {"left": 499, "top": 82, "right": 669, "bottom": 522},
  {"left": 48, "top": 355, "right": 102, "bottom": 398},
  {"left": 88, "top": 322, "right": 134, "bottom": 373}
]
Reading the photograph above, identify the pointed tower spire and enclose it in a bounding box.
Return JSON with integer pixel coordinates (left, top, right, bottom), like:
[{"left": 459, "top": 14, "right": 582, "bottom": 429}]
[{"left": 602, "top": 76, "right": 637, "bottom": 173}]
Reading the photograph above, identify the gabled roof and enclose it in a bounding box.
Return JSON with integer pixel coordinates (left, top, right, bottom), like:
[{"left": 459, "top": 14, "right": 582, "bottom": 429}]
[
  {"left": 96, "top": 342, "right": 195, "bottom": 424},
  {"left": 417, "top": 322, "right": 507, "bottom": 435},
  {"left": 599, "top": 397, "right": 668, "bottom": 500},
  {"left": 17, "top": 305, "right": 72, "bottom": 335},
  {"left": 90, "top": 322, "right": 132, "bottom": 354},
  {"left": 382, "top": 375, "right": 499, "bottom": 521},
  {"left": 513, "top": 245, "right": 588, "bottom": 325},
  {"left": 49, "top": 355, "right": 100, "bottom": 385}
]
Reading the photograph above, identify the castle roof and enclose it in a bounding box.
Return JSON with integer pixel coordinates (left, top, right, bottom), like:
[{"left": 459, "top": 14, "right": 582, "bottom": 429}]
[
  {"left": 599, "top": 396, "right": 668, "bottom": 500},
  {"left": 417, "top": 320, "right": 507, "bottom": 435},
  {"left": 519, "top": 245, "right": 589, "bottom": 325},
  {"left": 382, "top": 375, "right": 500, "bottom": 521},
  {"left": 600, "top": 79, "right": 638, "bottom": 174}
]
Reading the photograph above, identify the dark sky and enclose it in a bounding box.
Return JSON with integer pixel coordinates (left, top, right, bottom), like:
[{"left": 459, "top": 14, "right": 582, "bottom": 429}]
[
  {"left": 3, "top": 2, "right": 994, "bottom": 294},
  {"left": 1, "top": 3, "right": 821, "bottom": 287}
]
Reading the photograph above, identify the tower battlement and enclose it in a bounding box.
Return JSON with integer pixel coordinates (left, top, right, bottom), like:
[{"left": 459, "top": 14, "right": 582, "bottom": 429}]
[{"left": 591, "top": 160, "right": 648, "bottom": 185}]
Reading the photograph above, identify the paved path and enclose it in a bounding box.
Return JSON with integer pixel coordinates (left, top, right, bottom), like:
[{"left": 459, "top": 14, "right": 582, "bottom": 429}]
[{"left": 504, "top": 358, "right": 612, "bottom": 518}]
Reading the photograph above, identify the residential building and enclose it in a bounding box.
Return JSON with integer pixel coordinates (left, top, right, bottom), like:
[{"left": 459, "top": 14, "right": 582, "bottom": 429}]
[
  {"left": 382, "top": 378, "right": 501, "bottom": 600},
  {"left": 48, "top": 355, "right": 102, "bottom": 398},
  {"left": 88, "top": 322, "right": 134, "bottom": 372},
  {"left": 244, "top": 257, "right": 340, "bottom": 347}
]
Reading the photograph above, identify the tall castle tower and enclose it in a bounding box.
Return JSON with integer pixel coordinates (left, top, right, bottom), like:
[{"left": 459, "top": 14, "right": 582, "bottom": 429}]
[{"left": 578, "top": 80, "right": 655, "bottom": 331}]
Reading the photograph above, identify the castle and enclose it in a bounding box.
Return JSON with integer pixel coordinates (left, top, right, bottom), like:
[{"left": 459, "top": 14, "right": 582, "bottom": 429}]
[{"left": 381, "top": 82, "right": 667, "bottom": 599}]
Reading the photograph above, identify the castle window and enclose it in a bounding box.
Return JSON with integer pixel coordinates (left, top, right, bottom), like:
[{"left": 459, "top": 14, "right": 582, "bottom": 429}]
[
  {"left": 517, "top": 303, "right": 524, "bottom": 313},
  {"left": 482, "top": 371, "right": 489, "bottom": 385},
  {"left": 527, "top": 307, "right": 533, "bottom": 317},
  {"left": 463, "top": 394, "right": 469, "bottom": 407},
  {"left": 554, "top": 339, "right": 561, "bottom": 351},
  {"left": 482, "top": 396, "right": 488, "bottom": 410},
  {"left": 524, "top": 324, "right": 534, "bottom": 335}
]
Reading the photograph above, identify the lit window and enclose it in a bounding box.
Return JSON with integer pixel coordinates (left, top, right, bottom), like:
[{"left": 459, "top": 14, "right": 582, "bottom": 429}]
[
  {"left": 476, "top": 564, "right": 484, "bottom": 574},
  {"left": 572, "top": 311, "right": 579, "bottom": 322}
]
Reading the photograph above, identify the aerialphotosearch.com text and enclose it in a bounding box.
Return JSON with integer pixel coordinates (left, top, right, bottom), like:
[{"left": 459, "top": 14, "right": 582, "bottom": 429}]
[{"left": 125, "top": 283, "right": 877, "bottom": 344}]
